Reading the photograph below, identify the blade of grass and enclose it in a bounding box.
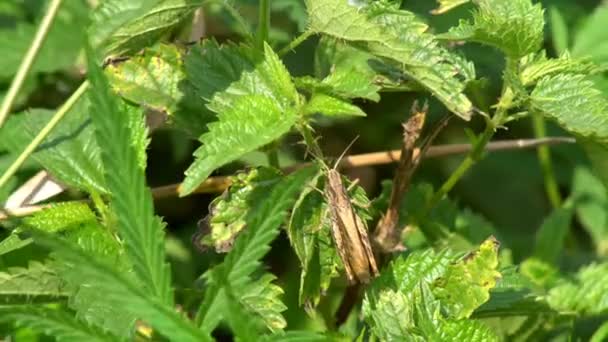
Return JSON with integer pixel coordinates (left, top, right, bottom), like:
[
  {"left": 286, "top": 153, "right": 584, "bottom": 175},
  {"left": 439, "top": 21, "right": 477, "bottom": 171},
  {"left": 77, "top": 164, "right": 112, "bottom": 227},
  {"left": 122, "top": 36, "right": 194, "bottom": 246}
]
[
  {"left": 0, "top": 0, "right": 64, "bottom": 128},
  {"left": 0, "top": 81, "right": 89, "bottom": 191}
]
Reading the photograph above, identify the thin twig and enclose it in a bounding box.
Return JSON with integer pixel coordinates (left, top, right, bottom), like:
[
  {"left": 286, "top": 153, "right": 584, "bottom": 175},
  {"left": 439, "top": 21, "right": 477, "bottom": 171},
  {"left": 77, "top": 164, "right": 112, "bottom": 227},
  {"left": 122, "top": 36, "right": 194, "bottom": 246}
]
[
  {"left": 373, "top": 104, "right": 427, "bottom": 253},
  {"left": 0, "top": 0, "right": 64, "bottom": 129},
  {"left": 0, "top": 81, "right": 89, "bottom": 190},
  {"left": 1, "top": 137, "right": 575, "bottom": 220}
]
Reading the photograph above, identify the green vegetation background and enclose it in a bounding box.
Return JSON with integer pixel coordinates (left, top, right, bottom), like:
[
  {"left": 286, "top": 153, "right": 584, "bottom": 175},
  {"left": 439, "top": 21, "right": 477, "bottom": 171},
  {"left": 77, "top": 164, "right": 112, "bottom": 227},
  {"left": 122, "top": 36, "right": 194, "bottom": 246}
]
[{"left": 1, "top": 0, "right": 608, "bottom": 340}]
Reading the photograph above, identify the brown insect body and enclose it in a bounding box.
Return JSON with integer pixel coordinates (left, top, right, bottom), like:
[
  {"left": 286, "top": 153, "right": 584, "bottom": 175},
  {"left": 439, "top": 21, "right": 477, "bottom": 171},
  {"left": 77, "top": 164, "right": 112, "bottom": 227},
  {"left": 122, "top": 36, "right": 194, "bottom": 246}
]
[{"left": 325, "top": 169, "right": 378, "bottom": 284}]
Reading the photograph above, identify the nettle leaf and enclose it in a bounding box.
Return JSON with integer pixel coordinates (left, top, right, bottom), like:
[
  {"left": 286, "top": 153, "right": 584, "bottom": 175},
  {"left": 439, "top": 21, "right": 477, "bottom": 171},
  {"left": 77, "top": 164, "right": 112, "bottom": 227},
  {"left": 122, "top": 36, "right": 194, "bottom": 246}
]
[
  {"left": 34, "top": 232, "right": 208, "bottom": 341},
  {"left": 364, "top": 239, "right": 501, "bottom": 340},
  {"left": 1, "top": 202, "right": 100, "bottom": 255},
  {"left": 364, "top": 289, "right": 419, "bottom": 340},
  {"left": 572, "top": 167, "right": 608, "bottom": 255},
  {"left": 0, "top": 306, "right": 120, "bottom": 342},
  {"left": 57, "top": 224, "right": 137, "bottom": 337},
  {"left": 519, "top": 51, "right": 600, "bottom": 86},
  {"left": 533, "top": 206, "right": 573, "bottom": 264},
  {"left": 414, "top": 286, "right": 498, "bottom": 342},
  {"left": 390, "top": 248, "right": 453, "bottom": 293},
  {"left": 195, "top": 167, "right": 282, "bottom": 252},
  {"left": 287, "top": 170, "right": 341, "bottom": 307},
  {"left": 548, "top": 262, "right": 608, "bottom": 315},
  {"left": 433, "top": 238, "right": 501, "bottom": 319},
  {"left": 0, "top": 262, "right": 67, "bottom": 305},
  {"left": 0, "top": 103, "right": 106, "bottom": 194},
  {"left": 90, "top": 0, "right": 205, "bottom": 57},
  {"left": 303, "top": 92, "right": 366, "bottom": 117},
  {"left": 364, "top": 280, "right": 498, "bottom": 341},
  {"left": 0, "top": 1, "right": 88, "bottom": 78},
  {"left": 440, "top": 0, "right": 544, "bottom": 58},
  {"left": 307, "top": 0, "right": 474, "bottom": 119},
  {"left": 196, "top": 167, "right": 316, "bottom": 333},
  {"left": 181, "top": 42, "right": 299, "bottom": 195},
  {"left": 474, "top": 267, "right": 556, "bottom": 318},
  {"left": 23, "top": 202, "right": 97, "bottom": 231},
  {"left": 87, "top": 46, "right": 173, "bottom": 306},
  {"left": 241, "top": 273, "right": 288, "bottom": 332},
  {"left": 105, "top": 43, "right": 210, "bottom": 137},
  {"left": 314, "top": 37, "right": 382, "bottom": 102},
  {"left": 530, "top": 74, "right": 608, "bottom": 142}
]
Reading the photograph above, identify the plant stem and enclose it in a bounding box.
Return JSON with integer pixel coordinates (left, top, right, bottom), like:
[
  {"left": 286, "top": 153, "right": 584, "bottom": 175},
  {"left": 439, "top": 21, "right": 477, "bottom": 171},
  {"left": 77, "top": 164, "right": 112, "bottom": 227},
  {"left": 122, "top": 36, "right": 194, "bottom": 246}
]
[
  {"left": 0, "top": 81, "right": 89, "bottom": 191},
  {"left": 256, "top": 0, "right": 271, "bottom": 50},
  {"left": 420, "top": 88, "right": 514, "bottom": 234},
  {"left": 0, "top": 0, "right": 63, "bottom": 129},
  {"left": 532, "top": 114, "right": 562, "bottom": 208},
  {"left": 278, "top": 30, "right": 314, "bottom": 56}
]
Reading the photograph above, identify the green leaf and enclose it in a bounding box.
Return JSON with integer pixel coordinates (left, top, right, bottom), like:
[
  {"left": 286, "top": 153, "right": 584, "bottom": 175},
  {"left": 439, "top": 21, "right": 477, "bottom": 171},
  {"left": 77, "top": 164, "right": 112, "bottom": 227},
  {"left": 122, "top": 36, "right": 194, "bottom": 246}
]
[
  {"left": 0, "top": 262, "right": 67, "bottom": 305},
  {"left": 306, "top": 0, "right": 474, "bottom": 119},
  {"left": 572, "top": 166, "right": 608, "bottom": 255},
  {"left": 454, "top": 209, "right": 497, "bottom": 245},
  {"left": 440, "top": 0, "right": 544, "bottom": 58},
  {"left": 432, "top": 0, "right": 470, "bottom": 14},
  {"left": 0, "top": 1, "right": 88, "bottom": 78},
  {"left": 0, "top": 233, "right": 32, "bottom": 256},
  {"left": 519, "top": 257, "right": 559, "bottom": 288},
  {"left": 548, "top": 262, "right": 608, "bottom": 315},
  {"left": 0, "top": 306, "right": 120, "bottom": 342},
  {"left": 519, "top": 51, "right": 599, "bottom": 86},
  {"left": 364, "top": 281, "right": 498, "bottom": 341},
  {"left": 287, "top": 170, "right": 340, "bottom": 307},
  {"left": 24, "top": 202, "right": 98, "bottom": 232},
  {"left": 105, "top": 43, "right": 210, "bottom": 137},
  {"left": 195, "top": 166, "right": 316, "bottom": 332},
  {"left": 303, "top": 92, "right": 366, "bottom": 117},
  {"left": 0, "top": 104, "right": 107, "bottom": 194},
  {"left": 56, "top": 224, "right": 138, "bottom": 337},
  {"left": 533, "top": 205, "right": 573, "bottom": 264},
  {"left": 0, "top": 202, "right": 100, "bottom": 255},
  {"left": 314, "top": 37, "right": 382, "bottom": 102},
  {"left": 530, "top": 74, "right": 608, "bottom": 142},
  {"left": 591, "top": 321, "right": 608, "bottom": 342},
  {"left": 86, "top": 45, "right": 173, "bottom": 306},
  {"left": 195, "top": 167, "right": 282, "bottom": 252},
  {"left": 181, "top": 42, "right": 299, "bottom": 195},
  {"left": 572, "top": 5, "right": 608, "bottom": 63},
  {"left": 473, "top": 267, "right": 556, "bottom": 318},
  {"left": 391, "top": 248, "right": 454, "bottom": 293},
  {"left": 433, "top": 237, "right": 502, "bottom": 319},
  {"left": 33, "top": 231, "right": 209, "bottom": 341},
  {"left": 364, "top": 289, "right": 418, "bottom": 340},
  {"left": 241, "top": 273, "right": 288, "bottom": 332},
  {"left": 90, "top": 0, "right": 205, "bottom": 57}
]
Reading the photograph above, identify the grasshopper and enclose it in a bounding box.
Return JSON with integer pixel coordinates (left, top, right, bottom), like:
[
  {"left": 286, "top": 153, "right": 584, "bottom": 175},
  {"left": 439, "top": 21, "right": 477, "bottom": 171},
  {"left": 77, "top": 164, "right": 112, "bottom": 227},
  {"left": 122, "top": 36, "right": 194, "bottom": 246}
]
[{"left": 321, "top": 146, "right": 379, "bottom": 284}]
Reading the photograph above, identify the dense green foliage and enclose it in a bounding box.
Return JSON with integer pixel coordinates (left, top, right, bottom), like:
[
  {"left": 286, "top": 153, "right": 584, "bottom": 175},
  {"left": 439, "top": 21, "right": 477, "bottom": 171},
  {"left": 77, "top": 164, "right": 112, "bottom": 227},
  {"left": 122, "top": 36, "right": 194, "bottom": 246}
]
[{"left": 1, "top": 0, "right": 608, "bottom": 340}]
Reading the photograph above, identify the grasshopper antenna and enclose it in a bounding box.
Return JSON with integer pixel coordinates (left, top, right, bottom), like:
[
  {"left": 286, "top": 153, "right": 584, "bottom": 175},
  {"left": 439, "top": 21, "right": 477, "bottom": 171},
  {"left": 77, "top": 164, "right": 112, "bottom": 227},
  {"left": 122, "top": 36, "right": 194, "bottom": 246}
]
[{"left": 333, "top": 136, "right": 360, "bottom": 170}]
